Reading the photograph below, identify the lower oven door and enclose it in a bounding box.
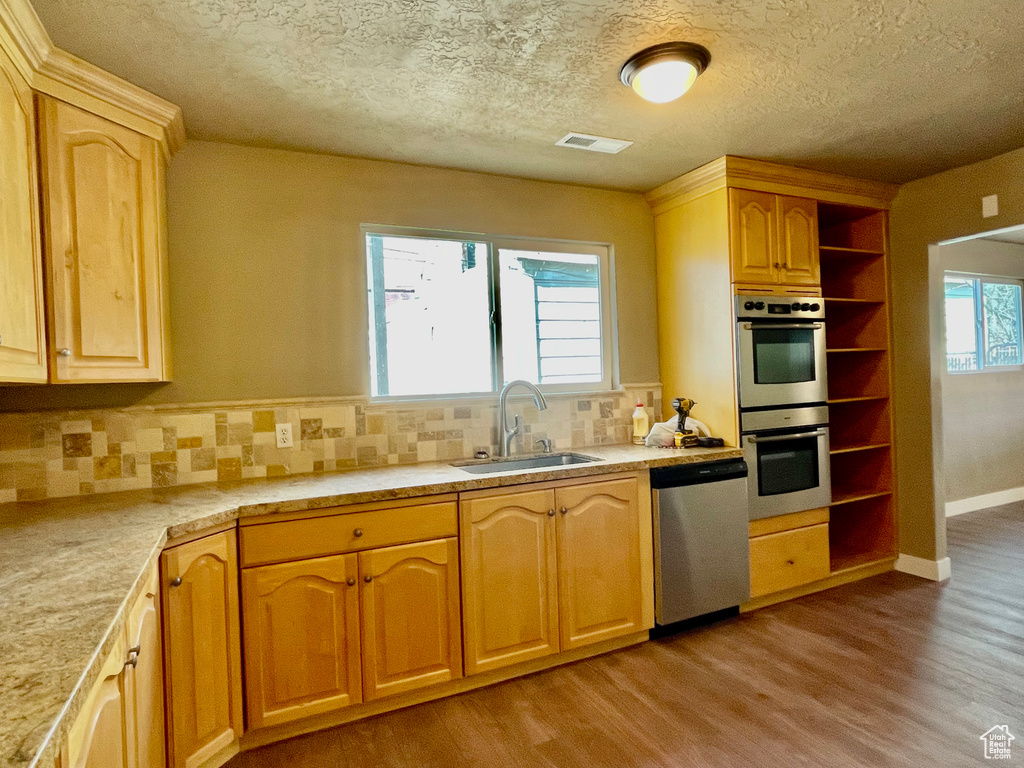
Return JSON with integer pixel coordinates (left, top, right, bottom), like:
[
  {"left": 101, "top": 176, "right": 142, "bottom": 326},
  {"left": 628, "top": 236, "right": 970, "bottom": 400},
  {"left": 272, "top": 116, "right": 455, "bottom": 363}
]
[{"left": 743, "top": 426, "right": 831, "bottom": 520}]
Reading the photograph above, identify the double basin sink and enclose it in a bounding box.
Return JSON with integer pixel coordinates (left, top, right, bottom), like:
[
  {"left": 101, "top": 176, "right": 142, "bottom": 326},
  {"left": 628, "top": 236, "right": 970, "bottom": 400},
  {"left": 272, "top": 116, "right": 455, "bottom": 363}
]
[{"left": 452, "top": 452, "right": 600, "bottom": 475}]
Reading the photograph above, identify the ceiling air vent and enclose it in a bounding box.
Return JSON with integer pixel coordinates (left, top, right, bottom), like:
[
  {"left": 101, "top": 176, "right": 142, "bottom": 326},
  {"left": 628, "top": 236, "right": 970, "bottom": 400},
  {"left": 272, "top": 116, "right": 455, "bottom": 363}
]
[{"left": 555, "top": 132, "right": 633, "bottom": 154}]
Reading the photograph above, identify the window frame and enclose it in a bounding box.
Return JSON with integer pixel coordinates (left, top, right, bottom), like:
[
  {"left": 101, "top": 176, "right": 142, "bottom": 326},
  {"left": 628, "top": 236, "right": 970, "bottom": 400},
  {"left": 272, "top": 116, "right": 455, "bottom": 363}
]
[
  {"left": 361, "top": 224, "right": 617, "bottom": 401},
  {"left": 943, "top": 270, "right": 1024, "bottom": 375}
]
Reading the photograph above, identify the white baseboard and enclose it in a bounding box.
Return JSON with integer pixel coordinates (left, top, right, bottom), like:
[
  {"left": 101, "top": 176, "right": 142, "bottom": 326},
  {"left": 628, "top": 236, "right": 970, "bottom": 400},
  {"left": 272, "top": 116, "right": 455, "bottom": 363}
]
[
  {"left": 945, "top": 486, "right": 1024, "bottom": 517},
  {"left": 895, "top": 554, "right": 952, "bottom": 582}
]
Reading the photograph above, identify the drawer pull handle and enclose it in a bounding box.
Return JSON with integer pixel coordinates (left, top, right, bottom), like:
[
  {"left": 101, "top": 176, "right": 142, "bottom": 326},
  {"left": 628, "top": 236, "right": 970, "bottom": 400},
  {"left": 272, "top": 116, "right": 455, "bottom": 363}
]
[
  {"left": 353, "top": 528, "right": 363, "bottom": 537},
  {"left": 346, "top": 578, "right": 355, "bottom": 586},
  {"left": 364, "top": 575, "right": 373, "bottom": 583},
  {"left": 170, "top": 577, "right": 182, "bottom": 587}
]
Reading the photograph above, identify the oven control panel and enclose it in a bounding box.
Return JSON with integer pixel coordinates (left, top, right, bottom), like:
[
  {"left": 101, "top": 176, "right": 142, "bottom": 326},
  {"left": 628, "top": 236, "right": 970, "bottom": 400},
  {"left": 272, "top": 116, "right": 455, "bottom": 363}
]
[{"left": 736, "top": 295, "right": 825, "bottom": 320}]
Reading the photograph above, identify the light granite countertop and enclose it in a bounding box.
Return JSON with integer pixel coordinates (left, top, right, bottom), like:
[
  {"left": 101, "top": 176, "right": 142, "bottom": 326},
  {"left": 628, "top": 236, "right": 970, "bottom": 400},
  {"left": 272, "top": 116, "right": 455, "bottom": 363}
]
[{"left": 0, "top": 443, "right": 742, "bottom": 767}]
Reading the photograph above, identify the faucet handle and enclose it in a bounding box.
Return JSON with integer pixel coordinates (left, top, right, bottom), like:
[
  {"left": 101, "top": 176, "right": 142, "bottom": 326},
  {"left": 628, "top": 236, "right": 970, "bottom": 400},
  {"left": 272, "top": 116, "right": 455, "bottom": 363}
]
[{"left": 535, "top": 438, "right": 553, "bottom": 454}]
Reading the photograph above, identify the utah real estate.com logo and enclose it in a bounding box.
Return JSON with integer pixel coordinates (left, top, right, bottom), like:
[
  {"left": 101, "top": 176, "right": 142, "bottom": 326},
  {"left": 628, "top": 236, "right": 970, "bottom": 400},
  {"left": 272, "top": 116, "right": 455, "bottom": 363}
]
[{"left": 981, "top": 725, "right": 1015, "bottom": 760}]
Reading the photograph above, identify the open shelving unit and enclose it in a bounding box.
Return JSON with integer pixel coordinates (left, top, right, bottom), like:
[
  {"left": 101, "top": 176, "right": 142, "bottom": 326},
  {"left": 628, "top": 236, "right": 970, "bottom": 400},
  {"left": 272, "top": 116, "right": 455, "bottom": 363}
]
[{"left": 818, "top": 203, "right": 898, "bottom": 573}]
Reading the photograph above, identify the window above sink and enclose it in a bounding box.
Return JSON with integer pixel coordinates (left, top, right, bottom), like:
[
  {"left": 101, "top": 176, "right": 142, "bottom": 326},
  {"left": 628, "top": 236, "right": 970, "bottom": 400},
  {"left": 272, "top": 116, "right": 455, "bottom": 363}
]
[{"left": 363, "top": 225, "right": 615, "bottom": 400}]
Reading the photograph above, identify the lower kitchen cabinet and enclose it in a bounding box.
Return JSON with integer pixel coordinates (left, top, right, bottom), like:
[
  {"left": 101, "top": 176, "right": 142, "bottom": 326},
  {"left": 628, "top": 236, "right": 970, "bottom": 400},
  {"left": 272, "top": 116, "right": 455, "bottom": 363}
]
[
  {"left": 66, "top": 561, "right": 164, "bottom": 768},
  {"left": 239, "top": 523, "right": 463, "bottom": 730},
  {"left": 242, "top": 553, "right": 363, "bottom": 729},
  {"left": 161, "top": 530, "right": 244, "bottom": 768},
  {"left": 360, "top": 538, "right": 463, "bottom": 701},
  {"left": 460, "top": 474, "right": 652, "bottom": 675},
  {"left": 556, "top": 478, "right": 645, "bottom": 650},
  {"left": 748, "top": 510, "right": 831, "bottom": 599}
]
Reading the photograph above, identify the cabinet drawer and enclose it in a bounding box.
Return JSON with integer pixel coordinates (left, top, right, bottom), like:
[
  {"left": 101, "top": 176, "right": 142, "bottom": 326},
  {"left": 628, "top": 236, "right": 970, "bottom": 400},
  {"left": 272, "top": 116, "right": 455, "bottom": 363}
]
[
  {"left": 749, "top": 523, "right": 829, "bottom": 598},
  {"left": 240, "top": 501, "right": 458, "bottom": 567}
]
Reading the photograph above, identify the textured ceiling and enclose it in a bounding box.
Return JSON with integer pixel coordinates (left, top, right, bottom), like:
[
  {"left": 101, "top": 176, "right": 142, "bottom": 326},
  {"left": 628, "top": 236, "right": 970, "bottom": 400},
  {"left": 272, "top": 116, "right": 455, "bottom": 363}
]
[{"left": 30, "top": 0, "right": 1024, "bottom": 191}]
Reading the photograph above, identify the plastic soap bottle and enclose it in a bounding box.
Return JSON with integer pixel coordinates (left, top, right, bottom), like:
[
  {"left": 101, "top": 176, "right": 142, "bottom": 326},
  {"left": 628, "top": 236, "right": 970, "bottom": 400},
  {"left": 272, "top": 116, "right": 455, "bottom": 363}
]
[{"left": 632, "top": 400, "right": 649, "bottom": 445}]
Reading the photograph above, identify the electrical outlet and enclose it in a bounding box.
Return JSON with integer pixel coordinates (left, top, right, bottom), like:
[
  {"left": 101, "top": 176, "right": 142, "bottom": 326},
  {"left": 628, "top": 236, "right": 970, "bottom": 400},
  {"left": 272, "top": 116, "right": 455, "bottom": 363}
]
[
  {"left": 983, "top": 194, "right": 999, "bottom": 218},
  {"left": 276, "top": 423, "right": 294, "bottom": 448}
]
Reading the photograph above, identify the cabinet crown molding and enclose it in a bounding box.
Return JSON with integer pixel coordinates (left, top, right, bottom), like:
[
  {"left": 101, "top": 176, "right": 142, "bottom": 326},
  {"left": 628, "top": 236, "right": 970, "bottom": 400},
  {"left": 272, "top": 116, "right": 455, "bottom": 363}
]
[
  {"left": 0, "top": 0, "right": 185, "bottom": 154},
  {"left": 645, "top": 155, "right": 900, "bottom": 215}
]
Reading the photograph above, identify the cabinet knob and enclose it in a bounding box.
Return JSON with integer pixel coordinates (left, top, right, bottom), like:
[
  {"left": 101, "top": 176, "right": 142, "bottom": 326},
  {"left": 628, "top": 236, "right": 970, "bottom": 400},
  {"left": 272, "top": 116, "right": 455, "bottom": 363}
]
[
  {"left": 58, "top": 348, "right": 71, "bottom": 357},
  {"left": 547, "top": 509, "right": 555, "bottom": 517},
  {"left": 124, "top": 646, "right": 140, "bottom": 669},
  {"left": 786, "top": 559, "right": 795, "bottom": 565},
  {"left": 0, "top": 334, "right": 3, "bottom": 346},
  {"left": 346, "top": 578, "right": 356, "bottom": 586},
  {"left": 170, "top": 577, "right": 182, "bottom": 587},
  {"left": 560, "top": 506, "right": 569, "bottom": 515},
  {"left": 364, "top": 575, "right": 373, "bottom": 583},
  {"left": 353, "top": 528, "right": 363, "bottom": 538}
]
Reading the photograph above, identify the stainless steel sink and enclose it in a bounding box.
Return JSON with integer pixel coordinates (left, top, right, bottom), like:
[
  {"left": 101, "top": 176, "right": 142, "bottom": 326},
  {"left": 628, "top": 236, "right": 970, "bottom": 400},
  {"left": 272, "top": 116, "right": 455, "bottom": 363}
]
[{"left": 452, "top": 452, "right": 601, "bottom": 474}]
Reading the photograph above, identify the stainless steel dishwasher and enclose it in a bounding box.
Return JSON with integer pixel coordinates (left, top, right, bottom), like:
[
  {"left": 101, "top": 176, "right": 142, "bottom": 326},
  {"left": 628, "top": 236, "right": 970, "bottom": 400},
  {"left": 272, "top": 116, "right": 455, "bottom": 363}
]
[{"left": 651, "top": 458, "right": 750, "bottom": 627}]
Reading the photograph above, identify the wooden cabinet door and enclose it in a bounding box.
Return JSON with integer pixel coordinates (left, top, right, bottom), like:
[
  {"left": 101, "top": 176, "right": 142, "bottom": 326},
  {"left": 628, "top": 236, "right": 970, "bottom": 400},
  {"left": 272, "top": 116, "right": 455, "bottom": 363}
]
[
  {"left": 67, "top": 628, "right": 131, "bottom": 768},
  {"left": 38, "top": 96, "right": 169, "bottom": 382},
  {"left": 359, "top": 538, "right": 462, "bottom": 701},
  {"left": 460, "top": 489, "right": 559, "bottom": 675},
  {"left": 729, "top": 188, "right": 778, "bottom": 285},
  {"left": 0, "top": 46, "right": 47, "bottom": 382},
  {"left": 162, "top": 530, "right": 243, "bottom": 768},
  {"left": 242, "top": 553, "right": 362, "bottom": 729},
  {"left": 777, "top": 195, "right": 820, "bottom": 286},
  {"left": 125, "top": 563, "right": 165, "bottom": 768},
  {"left": 555, "top": 478, "right": 645, "bottom": 650}
]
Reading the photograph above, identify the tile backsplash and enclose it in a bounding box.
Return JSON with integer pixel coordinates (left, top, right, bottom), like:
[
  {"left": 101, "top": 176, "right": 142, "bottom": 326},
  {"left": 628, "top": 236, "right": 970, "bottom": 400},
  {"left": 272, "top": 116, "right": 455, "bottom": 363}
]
[{"left": 0, "top": 385, "right": 661, "bottom": 502}]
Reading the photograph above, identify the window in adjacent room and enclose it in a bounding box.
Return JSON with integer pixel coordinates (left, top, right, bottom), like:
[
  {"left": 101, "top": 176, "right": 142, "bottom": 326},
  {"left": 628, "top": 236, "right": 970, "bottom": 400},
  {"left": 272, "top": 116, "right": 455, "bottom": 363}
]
[
  {"left": 364, "top": 227, "right": 614, "bottom": 398},
  {"left": 944, "top": 272, "right": 1024, "bottom": 372}
]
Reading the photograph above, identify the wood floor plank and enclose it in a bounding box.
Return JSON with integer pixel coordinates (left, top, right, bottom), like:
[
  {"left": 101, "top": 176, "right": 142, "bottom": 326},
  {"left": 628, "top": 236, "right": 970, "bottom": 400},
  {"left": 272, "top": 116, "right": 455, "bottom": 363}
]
[{"left": 230, "top": 502, "right": 1024, "bottom": 767}]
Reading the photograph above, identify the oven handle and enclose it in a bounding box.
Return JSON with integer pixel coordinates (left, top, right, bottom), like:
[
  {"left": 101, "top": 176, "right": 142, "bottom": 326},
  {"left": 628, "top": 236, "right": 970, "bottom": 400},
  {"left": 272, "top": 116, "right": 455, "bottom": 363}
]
[
  {"left": 741, "top": 322, "right": 824, "bottom": 331},
  {"left": 746, "top": 428, "right": 828, "bottom": 444}
]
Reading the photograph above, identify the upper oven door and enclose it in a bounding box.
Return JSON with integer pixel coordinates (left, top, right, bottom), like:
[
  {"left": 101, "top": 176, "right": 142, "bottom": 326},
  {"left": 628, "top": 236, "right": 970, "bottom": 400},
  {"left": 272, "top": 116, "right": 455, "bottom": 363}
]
[{"left": 737, "top": 320, "right": 828, "bottom": 409}]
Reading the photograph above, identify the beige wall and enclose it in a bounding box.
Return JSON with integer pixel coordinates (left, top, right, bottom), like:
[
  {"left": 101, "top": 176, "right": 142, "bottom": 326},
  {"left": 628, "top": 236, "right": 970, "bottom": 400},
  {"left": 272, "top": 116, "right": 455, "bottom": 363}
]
[
  {"left": 0, "top": 141, "right": 659, "bottom": 411},
  {"left": 938, "top": 238, "right": 1024, "bottom": 502},
  {"left": 890, "top": 145, "right": 1024, "bottom": 561}
]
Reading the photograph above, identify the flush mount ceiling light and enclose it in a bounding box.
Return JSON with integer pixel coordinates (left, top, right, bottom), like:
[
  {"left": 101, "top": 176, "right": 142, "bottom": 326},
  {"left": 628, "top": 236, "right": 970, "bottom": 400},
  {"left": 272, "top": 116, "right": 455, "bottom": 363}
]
[{"left": 619, "top": 42, "right": 711, "bottom": 103}]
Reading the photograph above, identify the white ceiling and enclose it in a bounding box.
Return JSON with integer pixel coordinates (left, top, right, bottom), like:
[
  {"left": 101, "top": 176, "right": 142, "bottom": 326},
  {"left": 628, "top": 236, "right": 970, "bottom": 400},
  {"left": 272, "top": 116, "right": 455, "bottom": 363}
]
[
  {"left": 984, "top": 227, "right": 1024, "bottom": 245},
  {"left": 30, "top": 0, "right": 1024, "bottom": 191}
]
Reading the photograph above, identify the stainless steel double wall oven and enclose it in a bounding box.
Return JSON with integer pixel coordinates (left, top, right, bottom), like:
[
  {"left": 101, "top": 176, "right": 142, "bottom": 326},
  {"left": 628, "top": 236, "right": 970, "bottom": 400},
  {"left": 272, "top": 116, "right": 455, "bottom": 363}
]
[{"left": 736, "top": 295, "right": 831, "bottom": 520}]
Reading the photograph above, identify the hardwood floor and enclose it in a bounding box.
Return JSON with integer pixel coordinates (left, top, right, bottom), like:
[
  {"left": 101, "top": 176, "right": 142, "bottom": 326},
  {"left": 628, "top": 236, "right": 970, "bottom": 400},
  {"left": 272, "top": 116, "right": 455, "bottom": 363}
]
[{"left": 230, "top": 503, "right": 1024, "bottom": 768}]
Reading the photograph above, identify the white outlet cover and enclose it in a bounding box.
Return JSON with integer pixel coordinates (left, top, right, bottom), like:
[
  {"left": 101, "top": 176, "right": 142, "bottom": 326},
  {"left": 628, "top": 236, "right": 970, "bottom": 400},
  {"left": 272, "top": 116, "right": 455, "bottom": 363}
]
[
  {"left": 276, "top": 423, "right": 294, "bottom": 448},
  {"left": 983, "top": 194, "right": 999, "bottom": 218}
]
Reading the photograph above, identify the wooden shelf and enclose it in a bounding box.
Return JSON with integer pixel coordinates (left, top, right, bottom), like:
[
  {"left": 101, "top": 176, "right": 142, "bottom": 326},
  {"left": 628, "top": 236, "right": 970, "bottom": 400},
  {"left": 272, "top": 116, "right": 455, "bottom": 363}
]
[
  {"left": 830, "top": 489, "right": 892, "bottom": 507},
  {"left": 819, "top": 245, "right": 885, "bottom": 258},
  {"left": 830, "top": 551, "right": 896, "bottom": 574},
  {"left": 826, "top": 347, "right": 887, "bottom": 353},
  {"left": 823, "top": 297, "right": 884, "bottom": 304},
  {"left": 828, "top": 395, "right": 889, "bottom": 405},
  {"left": 830, "top": 442, "right": 891, "bottom": 455}
]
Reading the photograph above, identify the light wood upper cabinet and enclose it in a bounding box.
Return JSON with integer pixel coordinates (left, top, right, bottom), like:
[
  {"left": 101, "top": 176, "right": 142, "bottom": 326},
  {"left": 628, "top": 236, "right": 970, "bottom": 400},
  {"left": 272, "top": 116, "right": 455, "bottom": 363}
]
[
  {"left": 729, "top": 188, "right": 777, "bottom": 285},
  {"left": 460, "top": 488, "right": 560, "bottom": 675},
  {"left": 38, "top": 96, "right": 170, "bottom": 383},
  {"left": 555, "top": 479, "right": 645, "bottom": 650},
  {"left": 125, "top": 563, "right": 165, "bottom": 768},
  {"left": 359, "top": 538, "right": 462, "bottom": 701},
  {"left": 242, "top": 553, "right": 362, "bottom": 730},
  {"left": 67, "top": 627, "right": 132, "bottom": 768},
  {"left": 730, "top": 188, "right": 820, "bottom": 288},
  {"left": 777, "top": 195, "right": 820, "bottom": 286},
  {"left": 162, "top": 530, "right": 244, "bottom": 768},
  {"left": 0, "top": 46, "right": 47, "bottom": 382}
]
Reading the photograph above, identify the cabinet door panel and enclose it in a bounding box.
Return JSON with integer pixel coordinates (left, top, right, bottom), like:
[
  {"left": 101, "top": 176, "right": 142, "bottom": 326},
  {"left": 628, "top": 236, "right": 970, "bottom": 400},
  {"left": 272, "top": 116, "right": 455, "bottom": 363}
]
[
  {"left": 730, "top": 188, "right": 778, "bottom": 285},
  {"left": 162, "top": 530, "right": 243, "bottom": 768},
  {"left": 556, "top": 478, "right": 645, "bottom": 650},
  {"left": 67, "top": 629, "right": 130, "bottom": 768},
  {"left": 360, "top": 538, "right": 462, "bottom": 701},
  {"left": 778, "top": 195, "right": 820, "bottom": 286},
  {"left": 0, "top": 47, "right": 46, "bottom": 382},
  {"left": 39, "top": 97, "right": 167, "bottom": 382},
  {"left": 127, "top": 563, "right": 165, "bottom": 768},
  {"left": 460, "top": 489, "right": 559, "bottom": 675},
  {"left": 242, "top": 553, "right": 362, "bottom": 729}
]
